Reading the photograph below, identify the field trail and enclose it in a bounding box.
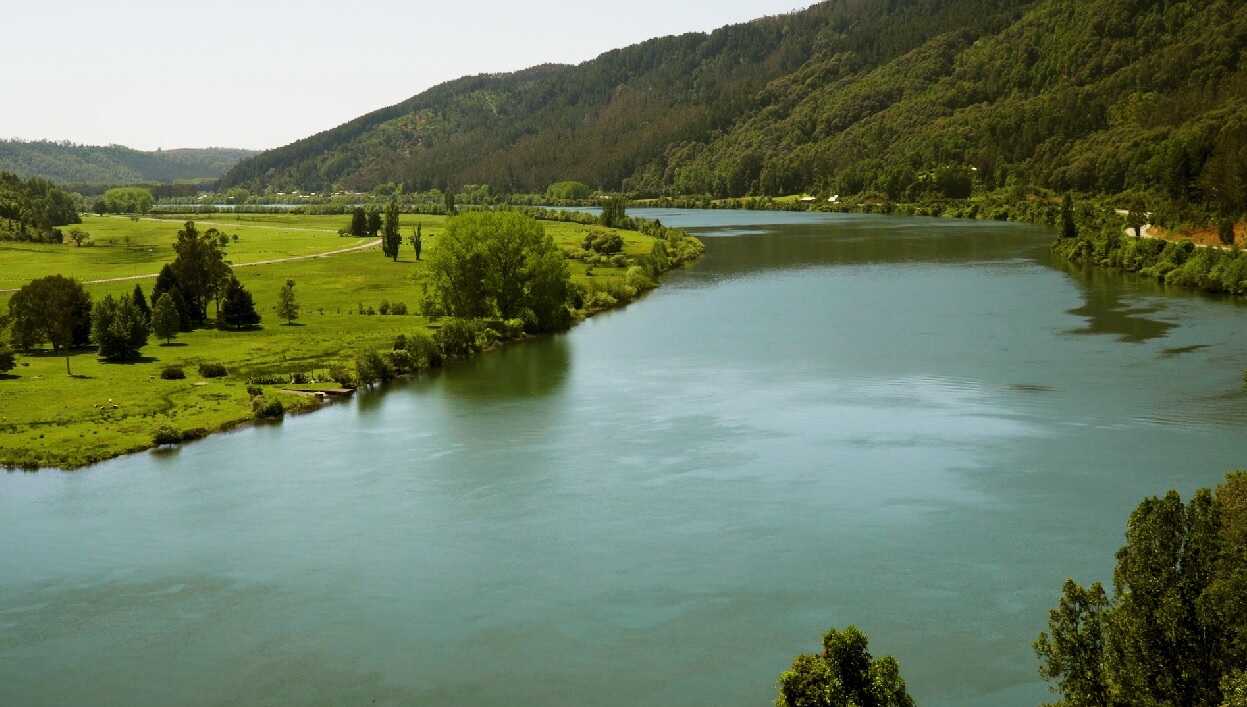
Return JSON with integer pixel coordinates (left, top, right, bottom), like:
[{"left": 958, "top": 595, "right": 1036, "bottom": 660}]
[{"left": 0, "top": 237, "right": 381, "bottom": 292}]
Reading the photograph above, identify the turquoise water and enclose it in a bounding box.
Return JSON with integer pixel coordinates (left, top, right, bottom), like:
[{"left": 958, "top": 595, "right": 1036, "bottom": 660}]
[{"left": 3, "top": 210, "right": 1246, "bottom": 706}]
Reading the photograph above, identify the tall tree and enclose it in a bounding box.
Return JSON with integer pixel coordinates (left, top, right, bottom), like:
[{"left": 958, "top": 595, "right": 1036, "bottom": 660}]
[
  {"left": 366, "top": 208, "right": 382, "bottom": 237},
  {"left": 91, "top": 295, "right": 149, "bottom": 361},
  {"left": 1061, "top": 194, "right": 1078, "bottom": 239},
  {"left": 170, "top": 221, "right": 231, "bottom": 323},
  {"left": 220, "top": 277, "right": 261, "bottom": 329},
  {"left": 382, "top": 198, "right": 402, "bottom": 261},
  {"left": 411, "top": 223, "right": 423, "bottom": 260},
  {"left": 276, "top": 279, "right": 300, "bottom": 325},
  {"left": 349, "top": 207, "right": 368, "bottom": 237},
  {"left": 444, "top": 188, "right": 456, "bottom": 215},
  {"left": 0, "top": 340, "right": 15, "bottom": 374},
  {"left": 131, "top": 283, "right": 151, "bottom": 326},
  {"left": 150, "top": 293, "right": 180, "bottom": 345},
  {"left": 7, "top": 275, "right": 93, "bottom": 375}
]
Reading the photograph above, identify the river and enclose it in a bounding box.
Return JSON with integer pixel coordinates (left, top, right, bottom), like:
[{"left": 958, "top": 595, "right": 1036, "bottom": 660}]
[{"left": 3, "top": 209, "right": 1246, "bottom": 706}]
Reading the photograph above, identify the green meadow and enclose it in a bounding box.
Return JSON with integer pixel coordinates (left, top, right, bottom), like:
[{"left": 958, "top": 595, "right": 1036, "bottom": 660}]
[{"left": 0, "top": 213, "right": 671, "bottom": 469}]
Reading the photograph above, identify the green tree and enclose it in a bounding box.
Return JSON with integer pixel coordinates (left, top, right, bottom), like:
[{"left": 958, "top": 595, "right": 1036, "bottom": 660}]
[
  {"left": 101, "top": 187, "right": 153, "bottom": 214},
  {"left": 382, "top": 198, "right": 402, "bottom": 260},
  {"left": 7, "top": 274, "right": 92, "bottom": 375},
  {"left": 1126, "top": 200, "right": 1148, "bottom": 239},
  {"left": 0, "top": 340, "right": 15, "bottom": 374},
  {"left": 131, "top": 284, "right": 151, "bottom": 326},
  {"left": 546, "top": 180, "right": 592, "bottom": 200},
  {"left": 776, "top": 626, "right": 914, "bottom": 707},
  {"left": 1219, "top": 218, "right": 1237, "bottom": 247},
  {"left": 277, "top": 279, "right": 300, "bottom": 324},
  {"left": 1062, "top": 194, "right": 1078, "bottom": 239},
  {"left": 424, "top": 211, "right": 571, "bottom": 331},
  {"left": 150, "top": 293, "right": 180, "bottom": 344},
  {"left": 91, "top": 294, "right": 149, "bottom": 361},
  {"left": 220, "top": 277, "right": 261, "bottom": 329},
  {"left": 366, "top": 208, "right": 382, "bottom": 237},
  {"left": 444, "top": 188, "right": 457, "bottom": 215},
  {"left": 170, "top": 221, "right": 232, "bottom": 323},
  {"left": 349, "top": 207, "right": 368, "bottom": 237},
  {"left": 67, "top": 228, "right": 91, "bottom": 247},
  {"left": 599, "top": 197, "right": 627, "bottom": 228},
  {"left": 410, "top": 223, "right": 423, "bottom": 260},
  {"left": 1036, "top": 473, "right": 1247, "bottom": 707}
]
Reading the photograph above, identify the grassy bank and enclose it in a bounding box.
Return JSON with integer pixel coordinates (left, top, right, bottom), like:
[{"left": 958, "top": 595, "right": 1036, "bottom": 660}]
[{"left": 0, "top": 213, "right": 702, "bottom": 469}]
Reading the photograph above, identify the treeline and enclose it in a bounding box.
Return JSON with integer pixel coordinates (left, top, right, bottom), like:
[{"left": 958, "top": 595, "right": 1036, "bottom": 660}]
[
  {"left": 221, "top": 0, "right": 1245, "bottom": 223},
  {"left": 0, "top": 171, "right": 81, "bottom": 241},
  {"left": 0, "top": 140, "right": 254, "bottom": 185}
]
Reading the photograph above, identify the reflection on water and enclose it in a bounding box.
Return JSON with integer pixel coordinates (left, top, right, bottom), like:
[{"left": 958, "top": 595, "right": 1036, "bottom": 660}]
[{"left": 1053, "top": 262, "right": 1176, "bottom": 343}]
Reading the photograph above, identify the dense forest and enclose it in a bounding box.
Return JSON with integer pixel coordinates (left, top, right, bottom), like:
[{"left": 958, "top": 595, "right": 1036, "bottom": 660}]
[
  {"left": 0, "top": 141, "right": 255, "bottom": 185},
  {"left": 0, "top": 171, "right": 81, "bottom": 239},
  {"left": 220, "top": 0, "right": 1247, "bottom": 221}
]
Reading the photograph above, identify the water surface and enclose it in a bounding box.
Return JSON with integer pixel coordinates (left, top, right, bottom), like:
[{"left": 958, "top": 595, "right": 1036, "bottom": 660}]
[{"left": 4, "top": 210, "right": 1246, "bottom": 706}]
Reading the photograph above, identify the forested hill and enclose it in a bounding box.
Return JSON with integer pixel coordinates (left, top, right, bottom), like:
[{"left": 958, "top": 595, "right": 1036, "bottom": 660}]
[
  {"left": 222, "top": 0, "right": 1247, "bottom": 214},
  {"left": 0, "top": 141, "right": 256, "bottom": 185}
]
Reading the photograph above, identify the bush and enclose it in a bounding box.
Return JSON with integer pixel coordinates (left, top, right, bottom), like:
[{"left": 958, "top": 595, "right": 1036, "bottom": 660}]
[
  {"left": 160, "top": 365, "right": 186, "bottom": 380},
  {"left": 198, "top": 362, "right": 228, "bottom": 378},
  {"left": 251, "top": 396, "right": 285, "bottom": 420},
  {"left": 355, "top": 349, "right": 394, "bottom": 385},
  {"left": 153, "top": 424, "right": 182, "bottom": 445},
  {"left": 379, "top": 300, "right": 391, "bottom": 315},
  {"left": 330, "top": 366, "right": 358, "bottom": 389},
  {"left": 582, "top": 230, "right": 624, "bottom": 254},
  {"left": 0, "top": 342, "right": 15, "bottom": 374},
  {"left": 400, "top": 331, "right": 443, "bottom": 369},
  {"left": 433, "top": 318, "right": 482, "bottom": 359},
  {"left": 246, "top": 385, "right": 263, "bottom": 397},
  {"left": 391, "top": 302, "right": 408, "bottom": 315},
  {"left": 388, "top": 349, "right": 415, "bottom": 374}
]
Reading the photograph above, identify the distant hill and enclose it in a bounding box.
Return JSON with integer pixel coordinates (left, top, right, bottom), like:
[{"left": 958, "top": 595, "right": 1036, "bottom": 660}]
[
  {"left": 221, "top": 0, "right": 1247, "bottom": 215},
  {"left": 0, "top": 141, "right": 257, "bottom": 185}
]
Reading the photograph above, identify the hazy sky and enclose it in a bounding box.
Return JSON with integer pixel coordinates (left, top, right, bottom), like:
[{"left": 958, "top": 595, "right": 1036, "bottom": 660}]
[{"left": 2, "top": 1, "right": 809, "bottom": 152}]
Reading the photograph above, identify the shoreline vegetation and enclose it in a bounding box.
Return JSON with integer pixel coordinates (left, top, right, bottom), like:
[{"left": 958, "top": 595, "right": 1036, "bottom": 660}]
[{"left": 0, "top": 202, "right": 703, "bottom": 471}]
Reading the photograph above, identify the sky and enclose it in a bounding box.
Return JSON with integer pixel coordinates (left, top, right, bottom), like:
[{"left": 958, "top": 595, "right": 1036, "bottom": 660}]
[{"left": 2, "top": 0, "right": 809, "bottom": 152}]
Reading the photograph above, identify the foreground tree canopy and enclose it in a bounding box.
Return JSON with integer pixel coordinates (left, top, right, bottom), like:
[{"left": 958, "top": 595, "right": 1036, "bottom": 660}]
[
  {"left": 1035, "top": 472, "right": 1247, "bottom": 707},
  {"left": 424, "top": 211, "right": 571, "bottom": 332},
  {"left": 776, "top": 626, "right": 914, "bottom": 707}
]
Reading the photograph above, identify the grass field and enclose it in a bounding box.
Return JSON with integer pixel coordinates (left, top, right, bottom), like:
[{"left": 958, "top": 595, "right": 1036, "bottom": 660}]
[{"left": 0, "top": 213, "right": 673, "bottom": 468}]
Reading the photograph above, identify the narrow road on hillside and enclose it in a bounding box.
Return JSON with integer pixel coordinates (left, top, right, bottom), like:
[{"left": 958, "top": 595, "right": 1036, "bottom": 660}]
[{"left": 0, "top": 238, "right": 381, "bottom": 293}]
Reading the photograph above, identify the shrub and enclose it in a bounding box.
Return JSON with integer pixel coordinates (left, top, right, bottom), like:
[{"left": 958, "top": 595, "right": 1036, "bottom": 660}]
[
  {"left": 330, "top": 366, "right": 358, "bottom": 389},
  {"left": 246, "top": 385, "right": 263, "bottom": 398},
  {"left": 391, "top": 302, "right": 408, "bottom": 315},
  {"left": 291, "top": 371, "right": 309, "bottom": 385},
  {"left": 433, "top": 318, "right": 482, "bottom": 359},
  {"left": 355, "top": 349, "right": 394, "bottom": 385},
  {"left": 401, "top": 331, "right": 443, "bottom": 369},
  {"left": 251, "top": 396, "right": 285, "bottom": 420},
  {"left": 582, "top": 230, "right": 624, "bottom": 254},
  {"left": 153, "top": 425, "right": 181, "bottom": 445},
  {"left": 379, "top": 300, "right": 391, "bottom": 315},
  {"left": 198, "top": 362, "right": 228, "bottom": 378},
  {"left": 0, "top": 342, "right": 15, "bottom": 374},
  {"left": 160, "top": 365, "right": 186, "bottom": 380},
  {"left": 388, "top": 349, "right": 415, "bottom": 374},
  {"left": 625, "top": 266, "right": 655, "bottom": 292}
]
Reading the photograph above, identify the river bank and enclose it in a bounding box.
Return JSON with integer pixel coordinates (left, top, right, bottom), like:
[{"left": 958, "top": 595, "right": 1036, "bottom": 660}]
[{"left": 0, "top": 213, "right": 703, "bottom": 470}]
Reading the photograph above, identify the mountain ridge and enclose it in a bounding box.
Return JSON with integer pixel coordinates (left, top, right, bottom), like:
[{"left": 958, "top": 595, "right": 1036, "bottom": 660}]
[{"left": 0, "top": 140, "right": 257, "bottom": 185}]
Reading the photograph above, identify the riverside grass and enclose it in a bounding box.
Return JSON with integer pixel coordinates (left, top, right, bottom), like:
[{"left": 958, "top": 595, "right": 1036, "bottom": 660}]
[{"left": 0, "top": 213, "right": 684, "bottom": 469}]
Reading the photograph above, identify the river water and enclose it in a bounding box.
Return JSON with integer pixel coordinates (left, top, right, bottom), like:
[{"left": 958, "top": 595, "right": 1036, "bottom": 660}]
[{"left": 3, "top": 210, "right": 1246, "bottom": 706}]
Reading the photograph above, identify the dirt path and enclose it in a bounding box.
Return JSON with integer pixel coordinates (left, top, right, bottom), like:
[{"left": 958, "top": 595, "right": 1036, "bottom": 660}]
[{"left": 0, "top": 238, "right": 380, "bottom": 293}]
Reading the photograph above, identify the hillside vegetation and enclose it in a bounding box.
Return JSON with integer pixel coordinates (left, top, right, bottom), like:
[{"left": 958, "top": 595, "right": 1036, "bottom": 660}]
[
  {"left": 0, "top": 140, "right": 256, "bottom": 185},
  {"left": 221, "top": 0, "right": 1247, "bottom": 221}
]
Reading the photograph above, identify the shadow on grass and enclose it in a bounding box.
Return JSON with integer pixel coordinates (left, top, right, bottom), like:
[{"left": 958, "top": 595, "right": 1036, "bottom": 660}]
[
  {"left": 69, "top": 373, "right": 94, "bottom": 380},
  {"left": 101, "top": 355, "right": 159, "bottom": 365},
  {"left": 0, "top": 373, "right": 19, "bottom": 381},
  {"left": 281, "top": 322, "right": 307, "bottom": 327},
  {"left": 159, "top": 342, "right": 188, "bottom": 348}
]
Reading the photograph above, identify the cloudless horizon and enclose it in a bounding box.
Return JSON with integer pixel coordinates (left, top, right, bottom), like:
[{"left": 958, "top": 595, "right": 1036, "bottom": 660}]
[{"left": 2, "top": 1, "right": 809, "bottom": 152}]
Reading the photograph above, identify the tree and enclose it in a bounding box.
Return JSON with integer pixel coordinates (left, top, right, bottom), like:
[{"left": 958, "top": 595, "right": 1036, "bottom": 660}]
[
  {"left": 131, "top": 284, "right": 151, "bottom": 326},
  {"left": 220, "top": 277, "right": 261, "bottom": 329},
  {"left": 424, "top": 211, "right": 572, "bottom": 331},
  {"left": 0, "top": 340, "right": 15, "bottom": 374},
  {"left": 170, "top": 221, "right": 232, "bottom": 323},
  {"left": 444, "top": 188, "right": 457, "bottom": 215},
  {"left": 276, "top": 279, "right": 299, "bottom": 325},
  {"left": 101, "top": 187, "right": 153, "bottom": 214},
  {"left": 91, "top": 294, "right": 148, "bottom": 361},
  {"left": 1219, "top": 218, "right": 1236, "bottom": 247},
  {"left": 1126, "top": 200, "right": 1148, "bottom": 239},
  {"left": 366, "top": 208, "right": 382, "bottom": 237},
  {"left": 349, "top": 207, "right": 368, "bottom": 237},
  {"left": 1061, "top": 194, "right": 1078, "bottom": 239},
  {"left": 1036, "top": 473, "right": 1247, "bottom": 707},
  {"left": 67, "top": 228, "right": 91, "bottom": 247},
  {"left": 7, "top": 275, "right": 92, "bottom": 375},
  {"left": 150, "top": 293, "right": 181, "bottom": 344},
  {"left": 599, "top": 197, "right": 627, "bottom": 228},
  {"left": 776, "top": 626, "right": 914, "bottom": 707},
  {"left": 382, "top": 199, "right": 402, "bottom": 260},
  {"left": 410, "top": 223, "right": 423, "bottom": 260}
]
